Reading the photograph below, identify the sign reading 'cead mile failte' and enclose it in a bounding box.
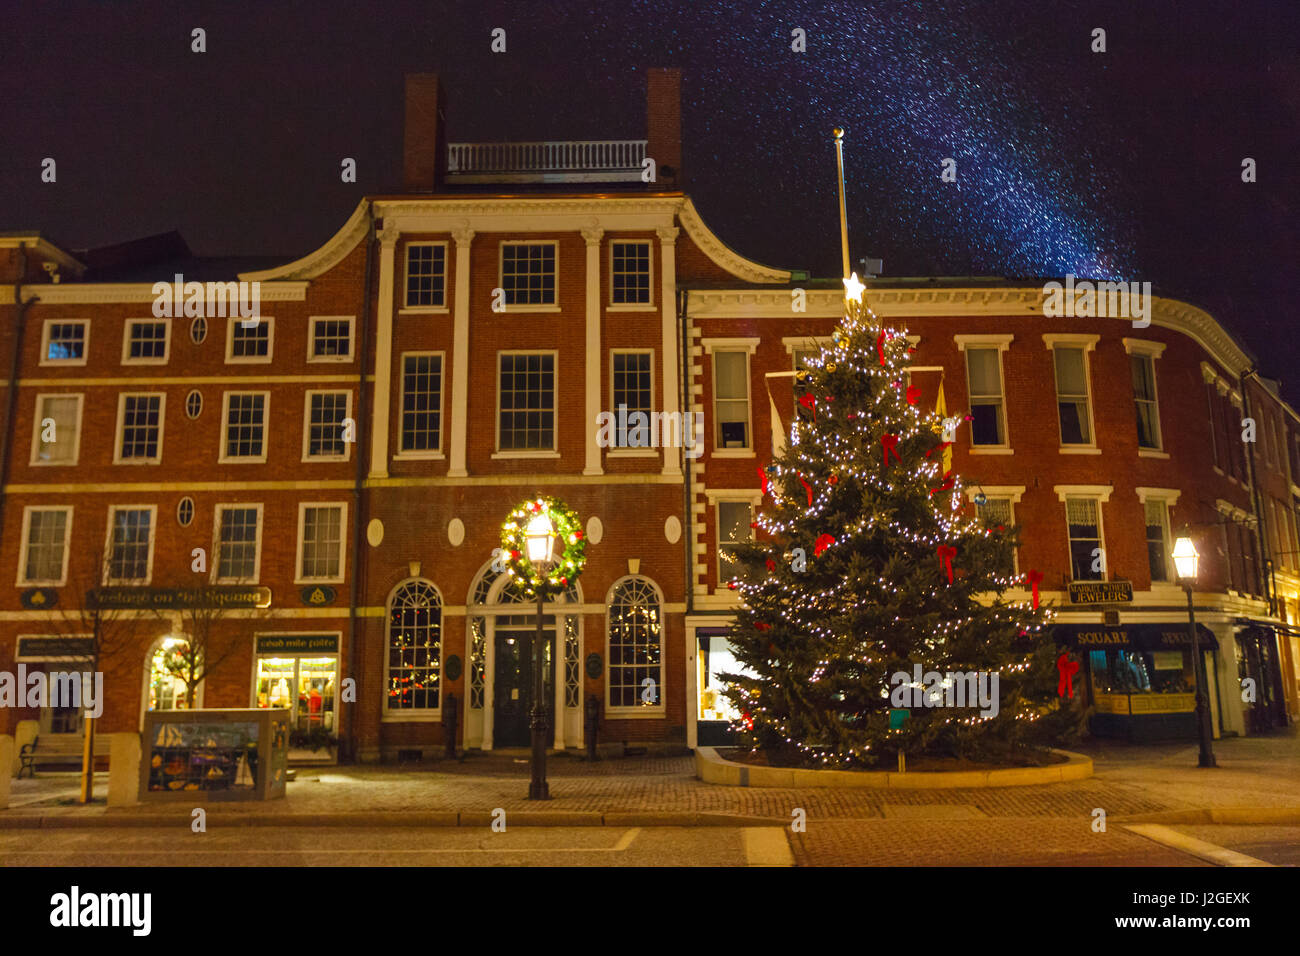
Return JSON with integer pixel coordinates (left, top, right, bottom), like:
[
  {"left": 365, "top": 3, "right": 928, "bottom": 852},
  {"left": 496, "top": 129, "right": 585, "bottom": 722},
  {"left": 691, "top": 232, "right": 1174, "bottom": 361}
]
[
  {"left": 255, "top": 635, "right": 339, "bottom": 655},
  {"left": 1067, "top": 581, "right": 1134, "bottom": 604},
  {"left": 88, "top": 586, "right": 272, "bottom": 610}
]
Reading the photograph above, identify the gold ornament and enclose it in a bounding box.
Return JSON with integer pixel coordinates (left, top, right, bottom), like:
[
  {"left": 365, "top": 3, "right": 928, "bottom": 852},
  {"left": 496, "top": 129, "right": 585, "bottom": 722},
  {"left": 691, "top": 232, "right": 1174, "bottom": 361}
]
[{"left": 826, "top": 363, "right": 837, "bottom": 373}]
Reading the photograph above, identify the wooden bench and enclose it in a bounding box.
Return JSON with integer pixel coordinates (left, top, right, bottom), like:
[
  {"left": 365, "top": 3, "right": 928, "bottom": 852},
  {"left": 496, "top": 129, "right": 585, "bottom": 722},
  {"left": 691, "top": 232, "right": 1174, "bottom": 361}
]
[{"left": 17, "top": 734, "right": 110, "bottom": 778}]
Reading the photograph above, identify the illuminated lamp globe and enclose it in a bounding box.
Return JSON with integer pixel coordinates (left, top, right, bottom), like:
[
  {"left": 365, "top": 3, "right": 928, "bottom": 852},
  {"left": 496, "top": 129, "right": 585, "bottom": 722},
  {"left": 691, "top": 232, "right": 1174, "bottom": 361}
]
[
  {"left": 525, "top": 512, "right": 556, "bottom": 566},
  {"left": 1172, "top": 536, "right": 1199, "bottom": 582}
]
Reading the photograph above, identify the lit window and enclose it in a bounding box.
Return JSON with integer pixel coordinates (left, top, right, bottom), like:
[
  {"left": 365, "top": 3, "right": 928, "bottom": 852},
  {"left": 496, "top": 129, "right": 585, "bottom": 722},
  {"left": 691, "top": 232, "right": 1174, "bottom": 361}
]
[
  {"left": 717, "top": 500, "right": 753, "bottom": 583},
  {"left": 607, "top": 577, "right": 662, "bottom": 708},
  {"left": 32, "top": 394, "right": 82, "bottom": 465},
  {"left": 43, "top": 321, "right": 87, "bottom": 363},
  {"left": 386, "top": 581, "right": 442, "bottom": 710},
  {"left": 1144, "top": 500, "right": 1172, "bottom": 583}
]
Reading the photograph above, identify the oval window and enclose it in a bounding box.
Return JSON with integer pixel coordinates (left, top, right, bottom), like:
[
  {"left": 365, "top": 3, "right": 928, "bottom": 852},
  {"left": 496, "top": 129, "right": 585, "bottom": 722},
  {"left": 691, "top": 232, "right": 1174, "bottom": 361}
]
[
  {"left": 185, "top": 390, "right": 202, "bottom": 419},
  {"left": 177, "top": 497, "right": 195, "bottom": 527},
  {"left": 190, "top": 316, "right": 208, "bottom": 344}
]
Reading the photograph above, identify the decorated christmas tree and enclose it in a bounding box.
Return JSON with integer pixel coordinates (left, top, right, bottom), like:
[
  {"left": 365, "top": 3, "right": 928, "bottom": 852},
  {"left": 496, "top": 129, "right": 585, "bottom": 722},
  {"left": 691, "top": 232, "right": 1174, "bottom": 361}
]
[{"left": 722, "top": 276, "right": 1075, "bottom": 768}]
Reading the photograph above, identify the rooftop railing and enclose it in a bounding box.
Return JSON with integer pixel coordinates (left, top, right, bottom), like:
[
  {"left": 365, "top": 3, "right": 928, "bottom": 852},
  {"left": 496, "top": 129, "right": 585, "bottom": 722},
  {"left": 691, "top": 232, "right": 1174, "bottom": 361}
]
[{"left": 445, "top": 139, "right": 648, "bottom": 183}]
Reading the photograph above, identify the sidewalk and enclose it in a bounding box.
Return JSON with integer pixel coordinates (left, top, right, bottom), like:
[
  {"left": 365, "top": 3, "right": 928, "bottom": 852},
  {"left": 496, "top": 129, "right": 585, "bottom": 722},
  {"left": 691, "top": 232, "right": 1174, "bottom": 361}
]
[{"left": 4, "top": 729, "right": 1296, "bottom": 827}]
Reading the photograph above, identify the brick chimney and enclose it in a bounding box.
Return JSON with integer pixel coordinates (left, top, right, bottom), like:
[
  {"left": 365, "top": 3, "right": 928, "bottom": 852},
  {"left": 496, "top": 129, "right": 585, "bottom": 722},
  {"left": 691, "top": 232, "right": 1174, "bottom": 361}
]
[
  {"left": 403, "top": 73, "right": 444, "bottom": 192},
  {"left": 646, "top": 68, "right": 682, "bottom": 187}
]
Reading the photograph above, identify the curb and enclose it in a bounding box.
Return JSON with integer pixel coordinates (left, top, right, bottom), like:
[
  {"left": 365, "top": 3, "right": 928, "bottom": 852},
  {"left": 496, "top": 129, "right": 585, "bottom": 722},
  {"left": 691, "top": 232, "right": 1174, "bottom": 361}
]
[
  {"left": 694, "top": 746, "right": 1093, "bottom": 789},
  {"left": 0, "top": 810, "right": 787, "bottom": 829},
  {"left": 1113, "top": 807, "right": 1300, "bottom": 826}
]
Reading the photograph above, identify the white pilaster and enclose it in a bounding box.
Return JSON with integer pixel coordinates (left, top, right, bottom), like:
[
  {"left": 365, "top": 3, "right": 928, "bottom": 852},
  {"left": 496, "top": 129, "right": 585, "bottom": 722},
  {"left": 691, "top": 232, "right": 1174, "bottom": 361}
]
[
  {"left": 583, "top": 226, "right": 604, "bottom": 476},
  {"left": 369, "top": 224, "right": 400, "bottom": 478},
  {"left": 449, "top": 226, "right": 475, "bottom": 477},
  {"left": 658, "top": 226, "right": 681, "bottom": 476}
]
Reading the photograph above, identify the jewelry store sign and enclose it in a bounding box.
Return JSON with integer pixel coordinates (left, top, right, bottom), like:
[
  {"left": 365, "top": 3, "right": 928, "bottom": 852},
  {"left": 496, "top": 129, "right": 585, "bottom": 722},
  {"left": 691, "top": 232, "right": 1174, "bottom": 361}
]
[
  {"left": 1067, "top": 581, "right": 1133, "bottom": 604},
  {"left": 87, "top": 586, "right": 272, "bottom": 610}
]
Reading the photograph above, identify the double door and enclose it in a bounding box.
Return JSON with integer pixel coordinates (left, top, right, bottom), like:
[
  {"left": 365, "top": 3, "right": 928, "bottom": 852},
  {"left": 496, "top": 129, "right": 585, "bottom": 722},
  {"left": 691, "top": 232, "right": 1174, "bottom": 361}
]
[{"left": 493, "top": 615, "right": 555, "bottom": 747}]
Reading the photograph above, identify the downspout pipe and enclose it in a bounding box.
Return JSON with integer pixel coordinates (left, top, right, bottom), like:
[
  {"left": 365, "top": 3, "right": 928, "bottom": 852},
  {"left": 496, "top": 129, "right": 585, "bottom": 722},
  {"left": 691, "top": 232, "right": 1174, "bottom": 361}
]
[
  {"left": 0, "top": 245, "right": 40, "bottom": 553},
  {"left": 1240, "top": 368, "right": 1278, "bottom": 617},
  {"left": 679, "top": 287, "right": 692, "bottom": 618},
  {"left": 344, "top": 203, "right": 377, "bottom": 764}
]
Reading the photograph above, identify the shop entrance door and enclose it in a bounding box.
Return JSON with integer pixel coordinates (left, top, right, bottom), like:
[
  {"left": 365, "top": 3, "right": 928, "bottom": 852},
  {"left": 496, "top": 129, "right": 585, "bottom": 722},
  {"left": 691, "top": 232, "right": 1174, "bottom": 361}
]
[
  {"left": 493, "top": 616, "right": 554, "bottom": 748},
  {"left": 254, "top": 656, "right": 339, "bottom": 760}
]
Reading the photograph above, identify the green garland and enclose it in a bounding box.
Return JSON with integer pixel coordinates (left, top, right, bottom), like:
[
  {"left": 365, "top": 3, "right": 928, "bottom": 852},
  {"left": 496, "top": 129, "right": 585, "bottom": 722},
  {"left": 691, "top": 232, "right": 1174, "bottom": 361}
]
[{"left": 500, "top": 495, "right": 588, "bottom": 597}]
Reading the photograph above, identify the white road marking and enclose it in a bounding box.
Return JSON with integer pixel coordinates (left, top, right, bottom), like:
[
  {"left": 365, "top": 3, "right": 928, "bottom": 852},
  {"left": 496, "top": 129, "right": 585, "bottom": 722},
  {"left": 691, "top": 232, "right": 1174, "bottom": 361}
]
[
  {"left": 743, "top": 827, "right": 794, "bottom": 866},
  {"left": 1123, "top": 824, "right": 1275, "bottom": 867}
]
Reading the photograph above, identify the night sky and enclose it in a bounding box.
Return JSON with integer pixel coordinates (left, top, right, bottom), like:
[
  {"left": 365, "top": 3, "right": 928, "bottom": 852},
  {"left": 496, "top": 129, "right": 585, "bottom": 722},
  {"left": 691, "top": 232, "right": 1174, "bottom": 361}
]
[{"left": 4, "top": 0, "right": 1295, "bottom": 396}]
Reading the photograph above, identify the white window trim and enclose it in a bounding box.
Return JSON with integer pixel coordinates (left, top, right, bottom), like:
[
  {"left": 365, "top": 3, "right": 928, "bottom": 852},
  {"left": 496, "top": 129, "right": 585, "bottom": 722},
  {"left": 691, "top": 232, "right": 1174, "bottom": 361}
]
[
  {"left": 710, "top": 493, "right": 761, "bottom": 587},
  {"left": 189, "top": 316, "right": 209, "bottom": 345},
  {"left": 121, "top": 318, "right": 172, "bottom": 366},
  {"left": 1060, "top": 494, "right": 1108, "bottom": 584},
  {"left": 607, "top": 349, "right": 656, "bottom": 457},
  {"left": 494, "top": 350, "right": 558, "bottom": 456},
  {"left": 782, "top": 336, "right": 832, "bottom": 354},
  {"left": 104, "top": 504, "right": 158, "bottom": 585},
  {"left": 113, "top": 392, "right": 166, "bottom": 465},
  {"left": 964, "top": 489, "right": 1021, "bottom": 575},
  {"left": 604, "top": 574, "right": 667, "bottom": 716},
  {"left": 301, "top": 389, "right": 354, "bottom": 463},
  {"left": 1135, "top": 487, "right": 1182, "bottom": 507},
  {"left": 29, "top": 392, "right": 84, "bottom": 466},
  {"left": 394, "top": 350, "right": 447, "bottom": 460},
  {"left": 498, "top": 240, "right": 560, "bottom": 312},
  {"left": 1122, "top": 338, "right": 1167, "bottom": 359},
  {"left": 219, "top": 390, "right": 271, "bottom": 464},
  {"left": 39, "top": 319, "right": 89, "bottom": 367},
  {"left": 294, "top": 501, "right": 349, "bottom": 585},
  {"left": 1139, "top": 494, "right": 1177, "bottom": 586},
  {"left": 211, "top": 502, "right": 265, "bottom": 584},
  {"left": 607, "top": 239, "right": 655, "bottom": 310},
  {"left": 710, "top": 348, "right": 755, "bottom": 457},
  {"left": 400, "top": 241, "right": 450, "bottom": 313},
  {"left": 1126, "top": 345, "right": 1165, "bottom": 453},
  {"left": 17, "top": 504, "right": 73, "bottom": 586},
  {"left": 1044, "top": 334, "right": 1099, "bottom": 451},
  {"left": 959, "top": 340, "right": 1012, "bottom": 452},
  {"left": 1054, "top": 484, "right": 1114, "bottom": 503},
  {"left": 224, "top": 316, "right": 275, "bottom": 365},
  {"left": 307, "top": 315, "right": 356, "bottom": 363}
]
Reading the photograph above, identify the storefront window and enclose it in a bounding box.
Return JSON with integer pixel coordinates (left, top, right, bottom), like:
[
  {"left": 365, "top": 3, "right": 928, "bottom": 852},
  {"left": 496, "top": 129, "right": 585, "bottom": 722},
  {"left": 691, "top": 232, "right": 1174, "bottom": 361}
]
[
  {"left": 148, "top": 638, "right": 191, "bottom": 711},
  {"left": 255, "top": 656, "right": 337, "bottom": 734},
  {"left": 697, "top": 634, "right": 756, "bottom": 722},
  {"left": 1089, "top": 648, "right": 1193, "bottom": 694}
]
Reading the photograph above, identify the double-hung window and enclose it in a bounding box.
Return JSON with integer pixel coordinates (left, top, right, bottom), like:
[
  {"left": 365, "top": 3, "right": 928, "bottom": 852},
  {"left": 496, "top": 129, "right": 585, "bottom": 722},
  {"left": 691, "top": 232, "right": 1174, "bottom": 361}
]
[
  {"left": 399, "top": 353, "right": 443, "bottom": 455},
  {"left": 123, "top": 319, "right": 170, "bottom": 364},
  {"left": 1125, "top": 339, "right": 1166, "bottom": 453},
  {"left": 500, "top": 242, "right": 556, "bottom": 307},
  {"left": 303, "top": 391, "right": 351, "bottom": 461},
  {"left": 41, "top": 320, "right": 88, "bottom": 365},
  {"left": 227, "top": 316, "right": 272, "bottom": 362},
  {"left": 1136, "top": 490, "right": 1180, "bottom": 584},
  {"left": 115, "top": 393, "right": 165, "bottom": 464},
  {"left": 221, "top": 392, "right": 269, "bottom": 462},
  {"left": 1045, "top": 335, "right": 1098, "bottom": 448},
  {"left": 106, "top": 506, "right": 156, "bottom": 584},
  {"left": 705, "top": 341, "right": 758, "bottom": 453},
  {"left": 610, "top": 351, "right": 653, "bottom": 448},
  {"left": 31, "top": 394, "right": 83, "bottom": 465},
  {"left": 497, "top": 352, "right": 555, "bottom": 452},
  {"left": 610, "top": 241, "right": 652, "bottom": 306},
  {"left": 712, "top": 496, "right": 759, "bottom": 586},
  {"left": 308, "top": 316, "right": 354, "bottom": 361},
  {"left": 969, "top": 487, "right": 1024, "bottom": 576},
  {"left": 957, "top": 336, "right": 1013, "bottom": 448},
  {"left": 19, "top": 506, "right": 72, "bottom": 585},
  {"left": 214, "top": 504, "right": 262, "bottom": 582},
  {"left": 404, "top": 243, "right": 447, "bottom": 308},
  {"left": 1055, "top": 487, "right": 1113, "bottom": 582},
  {"left": 297, "top": 503, "right": 346, "bottom": 583}
]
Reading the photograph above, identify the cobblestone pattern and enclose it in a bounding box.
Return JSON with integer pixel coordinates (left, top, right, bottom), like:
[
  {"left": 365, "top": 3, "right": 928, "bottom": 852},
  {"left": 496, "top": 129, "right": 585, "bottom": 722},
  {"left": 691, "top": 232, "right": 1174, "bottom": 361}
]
[{"left": 789, "top": 819, "right": 1207, "bottom": 867}]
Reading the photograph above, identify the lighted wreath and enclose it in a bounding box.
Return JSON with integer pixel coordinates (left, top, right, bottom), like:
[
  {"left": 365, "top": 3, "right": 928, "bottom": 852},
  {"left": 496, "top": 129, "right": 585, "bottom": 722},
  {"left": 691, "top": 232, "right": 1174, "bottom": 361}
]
[{"left": 500, "top": 495, "right": 588, "bottom": 597}]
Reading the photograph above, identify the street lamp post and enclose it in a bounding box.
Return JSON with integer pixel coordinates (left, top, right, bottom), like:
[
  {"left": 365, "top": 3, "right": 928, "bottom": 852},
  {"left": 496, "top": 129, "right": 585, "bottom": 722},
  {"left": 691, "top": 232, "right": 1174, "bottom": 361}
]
[
  {"left": 524, "top": 513, "right": 556, "bottom": 799},
  {"left": 1172, "top": 533, "right": 1217, "bottom": 768}
]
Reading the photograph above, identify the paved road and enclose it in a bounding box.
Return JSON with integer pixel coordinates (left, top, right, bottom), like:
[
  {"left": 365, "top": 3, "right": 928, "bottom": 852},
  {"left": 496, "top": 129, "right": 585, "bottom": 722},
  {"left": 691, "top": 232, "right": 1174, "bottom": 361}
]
[
  {"left": 0, "top": 825, "right": 786, "bottom": 867},
  {"left": 1167, "top": 825, "right": 1300, "bottom": 866}
]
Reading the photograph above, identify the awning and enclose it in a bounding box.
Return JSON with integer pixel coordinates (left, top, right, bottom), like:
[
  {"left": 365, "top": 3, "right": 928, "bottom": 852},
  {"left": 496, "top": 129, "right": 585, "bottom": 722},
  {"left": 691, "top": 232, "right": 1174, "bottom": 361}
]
[{"left": 1054, "top": 622, "right": 1218, "bottom": 651}]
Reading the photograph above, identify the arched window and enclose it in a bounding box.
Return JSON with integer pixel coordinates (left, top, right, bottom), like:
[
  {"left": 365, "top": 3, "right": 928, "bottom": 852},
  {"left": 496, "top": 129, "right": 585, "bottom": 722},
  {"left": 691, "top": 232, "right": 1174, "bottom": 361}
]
[
  {"left": 387, "top": 580, "right": 442, "bottom": 710},
  {"left": 606, "top": 576, "right": 663, "bottom": 708}
]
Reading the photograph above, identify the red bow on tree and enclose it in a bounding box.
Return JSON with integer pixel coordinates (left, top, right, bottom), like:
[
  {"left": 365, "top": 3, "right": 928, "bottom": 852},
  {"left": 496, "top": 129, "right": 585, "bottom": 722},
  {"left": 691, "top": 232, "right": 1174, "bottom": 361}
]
[
  {"left": 814, "top": 533, "right": 836, "bottom": 557},
  {"left": 929, "top": 471, "right": 956, "bottom": 495},
  {"left": 1026, "top": 569, "right": 1044, "bottom": 609},
  {"left": 755, "top": 622, "right": 770, "bottom": 632},
  {"left": 800, "top": 475, "right": 813, "bottom": 507},
  {"left": 924, "top": 442, "right": 952, "bottom": 459},
  {"left": 1057, "top": 653, "right": 1080, "bottom": 699},
  {"left": 881, "top": 433, "right": 900, "bottom": 467},
  {"left": 876, "top": 330, "right": 887, "bottom": 366},
  {"left": 906, "top": 385, "right": 922, "bottom": 405},
  {"left": 936, "top": 545, "right": 958, "bottom": 584},
  {"left": 757, "top": 465, "right": 769, "bottom": 497},
  {"left": 798, "top": 393, "right": 816, "bottom": 421},
  {"left": 766, "top": 558, "right": 776, "bottom": 572}
]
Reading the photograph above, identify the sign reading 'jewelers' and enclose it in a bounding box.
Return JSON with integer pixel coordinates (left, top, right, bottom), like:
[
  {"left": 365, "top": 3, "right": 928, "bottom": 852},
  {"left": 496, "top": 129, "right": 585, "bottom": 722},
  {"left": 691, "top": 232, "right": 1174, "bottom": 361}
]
[
  {"left": 87, "top": 586, "right": 272, "bottom": 610},
  {"left": 1067, "top": 581, "right": 1134, "bottom": 604}
]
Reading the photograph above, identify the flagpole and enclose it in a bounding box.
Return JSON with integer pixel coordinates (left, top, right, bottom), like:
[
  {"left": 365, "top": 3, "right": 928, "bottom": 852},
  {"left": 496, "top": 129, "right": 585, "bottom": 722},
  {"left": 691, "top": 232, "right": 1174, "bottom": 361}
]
[{"left": 833, "top": 127, "right": 850, "bottom": 280}]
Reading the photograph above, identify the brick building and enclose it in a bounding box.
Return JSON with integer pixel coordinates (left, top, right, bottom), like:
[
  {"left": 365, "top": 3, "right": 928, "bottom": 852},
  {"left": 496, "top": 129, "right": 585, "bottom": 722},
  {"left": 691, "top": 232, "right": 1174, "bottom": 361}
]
[{"left": 2, "top": 69, "right": 1293, "bottom": 771}]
